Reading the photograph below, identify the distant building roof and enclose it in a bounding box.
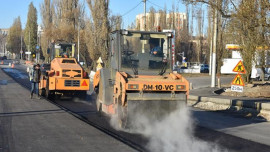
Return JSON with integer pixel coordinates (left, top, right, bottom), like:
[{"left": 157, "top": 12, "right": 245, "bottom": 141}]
[{"left": 0, "top": 28, "right": 9, "bottom": 35}]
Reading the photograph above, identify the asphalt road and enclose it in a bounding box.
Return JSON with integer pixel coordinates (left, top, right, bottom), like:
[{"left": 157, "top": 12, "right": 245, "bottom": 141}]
[
  {"left": 186, "top": 75, "right": 233, "bottom": 89},
  {"left": 0, "top": 63, "right": 137, "bottom": 152},
  {"left": 192, "top": 108, "right": 270, "bottom": 150},
  {"left": 1, "top": 60, "right": 270, "bottom": 152}
]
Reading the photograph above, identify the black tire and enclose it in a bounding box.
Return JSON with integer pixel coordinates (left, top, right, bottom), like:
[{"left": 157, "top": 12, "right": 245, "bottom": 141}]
[
  {"left": 74, "top": 91, "right": 87, "bottom": 100},
  {"left": 80, "top": 91, "right": 87, "bottom": 100},
  {"left": 45, "top": 79, "right": 55, "bottom": 99},
  {"left": 39, "top": 88, "right": 45, "bottom": 96}
]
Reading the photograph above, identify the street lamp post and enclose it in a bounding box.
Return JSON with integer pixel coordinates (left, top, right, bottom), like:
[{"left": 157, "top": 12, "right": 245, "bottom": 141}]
[
  {"left": 211, "top": 3, "right": 218, "bottom": 87},
  {"left": 28, "top": 31, "right": 30, "bottom": 61},
  {"left": 20, "top": 34, "right": 23, "bottom": 59},
  {"left": 77, "top": 16, "right": 80, "bottom": 62},
  {"left": 37, "top": 31, "right": 41, "bottom": 63}
]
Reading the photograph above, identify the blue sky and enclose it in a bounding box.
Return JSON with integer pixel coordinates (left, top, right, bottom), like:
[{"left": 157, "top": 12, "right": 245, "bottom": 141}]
[{"left": 0, "top": 0, "right": 187, "bottom": 29}]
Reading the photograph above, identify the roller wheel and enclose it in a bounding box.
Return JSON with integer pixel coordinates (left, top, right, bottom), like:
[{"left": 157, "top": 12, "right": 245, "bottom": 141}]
[
  {"left": 117, "top": 96, "right": 129, "bottom": 129},
  {"left": 96, "top": 88, "right": 102, "bottom": 112}
]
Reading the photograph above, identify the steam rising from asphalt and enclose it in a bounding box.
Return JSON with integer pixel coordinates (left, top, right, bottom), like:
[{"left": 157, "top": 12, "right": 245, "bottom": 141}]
[{"left": 110, "top": 103, "right": 226, "bottom": 152}]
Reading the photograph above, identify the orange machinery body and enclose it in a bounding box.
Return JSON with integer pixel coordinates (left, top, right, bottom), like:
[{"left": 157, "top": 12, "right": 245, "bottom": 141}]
[
  {"left": 93, "top": 70, "right": 189, "bottom": 115},
  {"left": 93, "top": 30, "right": 189, "bottom": 127},
  {"left": 39, "top": 58, "right": 89, "bottom": 92}
]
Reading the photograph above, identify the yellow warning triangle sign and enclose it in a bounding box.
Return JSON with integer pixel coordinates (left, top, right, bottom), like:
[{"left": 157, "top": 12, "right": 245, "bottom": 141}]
[
  {"left": 231, "top": 74, "right": 245, "bottom": 86},
  {"left": 232, "top": 60, "right": 246, "bottom": 74},
  {"left": 81, "top": 80, "right": 88, "bottom": 86},
  {"left": 97, "top": 57, "right": 103, "bottom": 64},
  {"left": 97, "top": 63, "right": 103, "bottom": 69}
]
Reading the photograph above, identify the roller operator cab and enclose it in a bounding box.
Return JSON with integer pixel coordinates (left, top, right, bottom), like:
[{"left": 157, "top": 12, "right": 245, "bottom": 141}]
[
  {"left": 93, "top": 30, "right": 189, "bottom": 128},
  {"left": 39, "top": 43, "right": 89, "bottom": 99},
  {"left": 50, "top": 43, "right": 75, "bottom": 61}
]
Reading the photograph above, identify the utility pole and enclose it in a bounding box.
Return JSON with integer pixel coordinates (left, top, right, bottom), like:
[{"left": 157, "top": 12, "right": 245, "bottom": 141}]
[
  {"left": 37, "top": 31, "right": 41, "bottom": 63},
  {"left": 28, "top": 31, "right": 30, "bottom": 61},
  {"left": 3, "top": 42, "right": 6, "bottom": 56},
  {"left": 77, "top": 16, "right": 80, "bottom": 62},
  {"left": 209, "top": 35, "right": 212, "bottom": 75},
  {"left": 142, "top": 0, "right": 147, "bottom": 54},
  {"left": 211, "top": 3, "right": 218, "bottom": 87},
  {"left": 143, "top": 0, "right": 146, "bottom": 31},
  {"left": 20, "top": 34, "right": 23, "bottom": 59}
]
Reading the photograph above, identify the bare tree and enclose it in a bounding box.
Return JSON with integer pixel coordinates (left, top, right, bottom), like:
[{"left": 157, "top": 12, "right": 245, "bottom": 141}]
[
  {"left": 40, "top": 0, "right": 54, "bottom": 62},
  {"left": 86, "top": 0, "right": 110, "bottom": 68},
  {"left": 40, "top": 0, "right": 86, "bottom": 62},
  {"left": 148, "top": 7, "right": 156, "bottom": 31},
  {"left": 110, "top": 15, "right": 122, "bottom": 31},
  {"left": 24, "top": 2, "right": 38, "bottom": 54},
  {"left": 181, "top": 0, "right": 270, "bottom": 82},
  {"left": 6, "top": 17, "right": 23, "bottom": 56}
]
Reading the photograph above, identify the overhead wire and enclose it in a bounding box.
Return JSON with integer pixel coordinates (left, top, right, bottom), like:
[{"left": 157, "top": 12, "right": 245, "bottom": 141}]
[
  {"left": 111, "top": 0, "right": 169, "bottom": 28},
  {"left": 147, "top": 0, "right": 165, "bottom": 10},
  {"left": 121, "top": 1, "right": 143, "bottom": 17},
  {"left": 110, "top": 1, "right": 143, "bottom": 28}
]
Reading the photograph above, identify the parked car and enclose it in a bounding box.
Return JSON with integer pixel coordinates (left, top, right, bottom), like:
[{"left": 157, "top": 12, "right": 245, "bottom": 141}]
[
  {"left": 0, "top": 56, "right": 7, "bottom": 60},
  {"left": 265, "top": 73, "right": 270, "bottom": 81},
  {"left": 12, "top": 60, "right": 20, "bottom": 64},
  {"left": 200, "top": 64, "right": 209, "bottom": 73},
  {"left": 251, "top": 67, "right": 270, "bottom": 81}
]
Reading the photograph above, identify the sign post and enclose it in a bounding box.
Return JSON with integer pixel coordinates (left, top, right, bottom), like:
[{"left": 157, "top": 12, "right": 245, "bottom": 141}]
[
  {"left": 231, "top": 60, "right": 246, "bottom": 92},
  {"left": 96, "top": 57, "right": 103, "bottom": 71},
  {"left": 36, "top": 45, "right": 40, "bottom": 63}
]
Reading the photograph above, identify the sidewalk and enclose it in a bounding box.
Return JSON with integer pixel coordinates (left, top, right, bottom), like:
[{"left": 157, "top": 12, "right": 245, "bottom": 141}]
[
  {"left": 0, "top": 68, "right": 136, "bottom": 152},
  {"left": 188, "top": 87, "right": 270, "bottom": 121}
]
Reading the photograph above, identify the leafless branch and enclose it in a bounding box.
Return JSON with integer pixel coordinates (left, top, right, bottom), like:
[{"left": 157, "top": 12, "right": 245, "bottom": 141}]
[{"left": 187, "top": 0, "right": 232, "bottom": 18}]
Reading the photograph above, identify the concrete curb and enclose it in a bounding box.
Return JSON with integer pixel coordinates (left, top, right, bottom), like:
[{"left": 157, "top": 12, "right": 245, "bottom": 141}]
[{"left": 188, "top": 95, "right": 270, "bottom": 111}]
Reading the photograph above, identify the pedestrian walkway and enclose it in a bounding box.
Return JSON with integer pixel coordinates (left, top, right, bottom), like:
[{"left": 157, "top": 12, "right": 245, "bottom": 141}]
[
  {"left": 0, "top": 68, "right": 136, "bottom": 152},
  {"left": 189, "top": 87, "right": 270, "bottom": 146},
  {"left": 189, "top": 87, "right": 270, "bottom": 106}
]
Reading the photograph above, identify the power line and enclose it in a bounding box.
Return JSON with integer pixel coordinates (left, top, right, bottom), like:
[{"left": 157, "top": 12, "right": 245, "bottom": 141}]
[
  {"left": 110, "top": 1, "right": 143, "bottom": 28},
  {"left": 147, "top": 0, "right": 164, "bottom": 10},
  {"left": 121, "top": 1, "right": 143, "bottom": 17}
]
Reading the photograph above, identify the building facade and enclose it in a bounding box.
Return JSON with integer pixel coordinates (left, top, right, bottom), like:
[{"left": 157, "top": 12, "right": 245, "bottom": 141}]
[
  {"left": 136, "top": 12, "right": 187, "bottom": 32},
  {"left": 0, "top": 28, "right": 9, "bottom": 56}
]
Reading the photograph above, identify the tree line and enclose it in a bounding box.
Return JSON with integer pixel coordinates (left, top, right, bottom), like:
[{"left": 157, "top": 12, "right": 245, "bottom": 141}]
[
  {"left": 182, "top": 0, "right": 270, "bottom": 82},
  {"left": 6, "top": 0, "right": 270, "bottom": 82}
]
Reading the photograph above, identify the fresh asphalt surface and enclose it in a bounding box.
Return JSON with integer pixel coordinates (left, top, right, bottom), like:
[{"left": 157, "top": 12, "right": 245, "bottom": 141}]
[
  {"left": 1, "top": 60, "right": 270, "bottom": 152},
  {"left": 0, "top": 61, "right": 137, "bottom": 152}
]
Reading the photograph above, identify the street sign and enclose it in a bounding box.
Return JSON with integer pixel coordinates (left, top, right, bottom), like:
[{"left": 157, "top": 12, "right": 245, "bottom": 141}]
[
  {"left": 231, "top": 74, "right": 245, "bottom": 86},
  {"left": 231, "top": 85, "right": 243, "bottom": 92},
  {"left": 97, "top": 57, "right": 103, "bottom": 64},
  {"left": 232, "top": 60, "right": 246, "bottom": 74},
  {"left": 25, "top": 52, "right": 31, "bottom": 55},
  {"left": 36, "top": 45, "right": 40, "bottom": 50}
]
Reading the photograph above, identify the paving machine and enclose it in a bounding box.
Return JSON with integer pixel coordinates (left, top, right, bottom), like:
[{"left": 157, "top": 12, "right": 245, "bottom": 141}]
[
  {"left": 39, "top": 42, "right": 89, "bottom": 99},
  {"left": 93, "top": 30, "right": 189, "bottom": 128}
]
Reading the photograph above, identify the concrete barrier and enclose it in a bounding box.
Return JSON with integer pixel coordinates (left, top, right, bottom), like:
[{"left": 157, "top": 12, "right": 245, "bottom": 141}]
[
  {"left": 188, "top": 94, "right": 270, "bottom": 121},
  {"left": 189, "top": 95, "right": 270, "bottom": 111}
]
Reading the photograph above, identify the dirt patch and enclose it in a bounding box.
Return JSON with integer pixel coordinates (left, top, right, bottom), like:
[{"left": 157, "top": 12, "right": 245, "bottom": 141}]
[{"left": 221, "top": 82, "right": 270, "bottom": 98}]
